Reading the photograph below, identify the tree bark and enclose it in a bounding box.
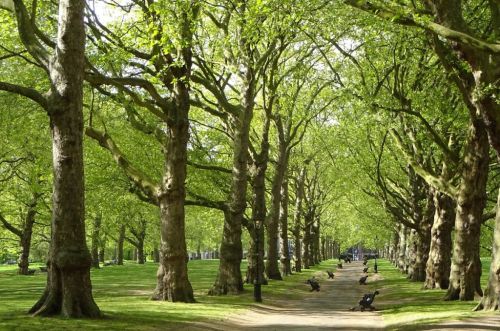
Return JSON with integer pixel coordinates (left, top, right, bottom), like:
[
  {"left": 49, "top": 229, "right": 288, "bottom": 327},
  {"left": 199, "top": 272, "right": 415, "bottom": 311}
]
[
  {"left": 17, "top": 192, "right": 40, "bottom": 275},
  {"left": 152, "top": 25, "right": 195, "bottom": 300},
  {"left": 397, "top": 224, "right": 407, "bottom": 273},
  {"left": 279, "top": 175, "right": 292, "bottom": 276},
  {"left": 410, "top": 189, "right": 434, "bottom": 282},
  {"left": 91, "top": 215, "right": 101, "bottom": 269},
  {"left": 475, "top": 188, "right": 500, "bottom": 310},
  {"left": 99, "top": 236, "right": 106, "bottom": 263},
  {"left": 153, "top": 247, "right": 160, "bottom": 263},
  {"left": 267, "top": 139, "right": 287, "bottom": 280},
  {"left": 28, "top": 0, "right": 100, "bottom": 318},
  {"left": 424, "top": 191, "right": 455, "bottom": 289},
  {"left": 445, "top": 119, "right": 489, "bottom": 301},
  {"left": 117, "top": 224, "right": 125, "bottom": 265},
  {"left": 210, "top": 52, "right": 255, "bottom": 295},
  {"left": 293, "top": 167, "right": 306, "bottom": 272},
  {"left": 248, "top": 112, "right": 272, "bottom": 283}
]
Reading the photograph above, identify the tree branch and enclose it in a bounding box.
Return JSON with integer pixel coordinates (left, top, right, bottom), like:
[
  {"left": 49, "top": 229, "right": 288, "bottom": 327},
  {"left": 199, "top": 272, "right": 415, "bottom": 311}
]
[
  {"left": 344, "top": 0, "right": 500, "bottom": 54},
  {"left": 390, "top": 128, "right": 459, "bottom": 198},
  {"left": 85, "top": 127, "right": 160, "bottom": 203},
  {"left": 0, "top": 81, "right": 48, "bottom": 111}
]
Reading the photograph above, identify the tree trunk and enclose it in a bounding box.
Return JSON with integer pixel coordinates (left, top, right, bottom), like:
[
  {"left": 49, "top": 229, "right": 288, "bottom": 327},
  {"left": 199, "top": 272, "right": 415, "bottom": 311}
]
[
  {"left": 390, "top": 229, "right": 400, "bottom": 265},
  {"left": 91, "top": 215, "right": 101, "bottom": 269},
  {"left": 152, "top": 33, "right": 194, "bottom": 301},
  {"left": 99, "top": 236, "right": 106, "bottom": 263},
  {"left": 18, "top": 193, "right": 39, "bottom": 275},
  {"left": 117, "top": 224, "right": 125, "bottom": 265},
  {"left": 475, "top": 188, "right": 500, "bottom": 310},
  {"left": 248, "top": 114, "right": 273, "bottom": 282},
  {"left": 210, "top": 58, "right": 255, "bottom": 295},
  {"left": 397, "top": 225, "right": 407, "bottom": 273},
  {"left": 245, "top": 223, "right": 266, "bottom": 285},
  {"left": 29, "top": 0, "right": 100, "bottom": 318},
  {"left": 136, "top": 239, "right": 145, "bottom": 264},
  {"left": 411, "top": 190, "right": 434, "bottom": 282},
  {"left": 293, "top": 167, "right": 306, "bottom": 272},
  {"left": 445, "top": 119, "right": 489, "bottom": 301},
  {"left": 312, "top": 218, "right": 320, "bottom": 265},
  {"left": 424, "top": 191, "right": 455, "bottom": 289},
  {"left": 267, "top": 141, "right": 286, "bottom": 280},
  {"left": 210, "top": 209, "right": 244, "bottom": 295},
  {"left": 279, "top": 176, "right": 291, "bottom": 276},
  {"left": 153, "top": 247, "right": 160, "bottom": 263},
  {"left": 303, "top": 212, "right": 313, "bottom": 269}
]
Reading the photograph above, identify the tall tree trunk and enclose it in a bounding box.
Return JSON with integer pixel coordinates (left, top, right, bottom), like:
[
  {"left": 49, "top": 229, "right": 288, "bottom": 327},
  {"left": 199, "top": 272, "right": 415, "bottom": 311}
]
[
  {"left": 91, "top": 215, "right": 101, "bottom": 269},
  {"left": 153, "top": 247, "right": 160, "bottom": 263},
  {"left": 99, "top": 236, "right": 106, "bottom": 263},
  {"left": 473, "top": 56, "right": 500, "bottom": 311},
  {"left": 445, "top": 119, "right": 489, "bottom": 301},
  {"left": 397, "top": 225, "right": 407, "bottom": 273},
  {"left": 210, "top": 56, "right": 255, "bottom": 295},
  {"left": 424, "top": 191, "right": 455, "bottom": 289},
  {"left": 117, "top": 224, "right": 125, "bottom": 265},
  {"left": 247, "top": 134, "right": 269, "bottom": 284},
  {"left": 28, "top": 0, "right": 100, "bottom": 317},
  {"left": 390, "top": 229, "right": 400, "bottom": 265},
  {"left": 475, "top": 188, "right": 500, "bottom": 310},
  {"left": 406, "top": 229, "right": 417, "bottom": 278},
  {"left": 152, "top": 25, "right": 194, "bottom": 300},
  {"left": 303, "top": 210, "right": 313, "bottom": 269},
  {"left": 279, "top": 175, "right": 291, "bottom": 276},
  {"left": 18, "top": 193, "right": 39, "bottom": 275},
  {"left": 248, "top": 114, "right": 271, "bottom": 283},
  {"left": 267, "top": 141, "right": 287, "bottom": 280},
  {"left": 411, "top": 190, "right": 434, "bottom": 282},
  {"left": 136, "top": 238, "right": 145, "bottom": 264},
  {"left": 312, "top": 218, "right": 320, "bottom": 265},
  {"left": 293, "top": 167, "right": 306, "bottom": 272}
]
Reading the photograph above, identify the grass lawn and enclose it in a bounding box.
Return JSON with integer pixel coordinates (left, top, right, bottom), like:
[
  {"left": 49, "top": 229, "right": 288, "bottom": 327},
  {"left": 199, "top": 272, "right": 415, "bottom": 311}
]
[
  {"left": 374, "top": 258, "right": 497, "bottom": 330},
  {"left": 1, "top": 258, "right": 497, "bottom": 330},
  {"left": 0, "top": 259, "right": 334, "bottom": 331}
]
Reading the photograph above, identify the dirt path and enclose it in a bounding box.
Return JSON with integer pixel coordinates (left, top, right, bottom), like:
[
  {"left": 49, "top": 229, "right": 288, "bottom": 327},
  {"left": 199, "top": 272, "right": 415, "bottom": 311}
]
[{"left": 217, "top": 261, "right": 385, "bottom": 330}]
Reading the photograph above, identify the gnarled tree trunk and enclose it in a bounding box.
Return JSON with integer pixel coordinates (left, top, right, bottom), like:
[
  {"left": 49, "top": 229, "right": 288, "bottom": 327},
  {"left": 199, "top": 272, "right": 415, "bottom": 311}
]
[
  {"left": 152, "top": 34, "right": 194, "bottom": 301},
  {"left": 210, "top": 51, "right": 255, "bottom": 295},
  {"left": 411, "top": 189, "right": 434, "bottom": 282},
  {"left": 475, "top": 188, "right": 500, "bottom": 310},
  {"left": 445, "top": 119, "right": 489, "bottom": 301},
  {"left": 28, "top": 0, "right": 100, "bottom": 317},
  {"left": 424, "top": 191, "right": 455, "bottom": 289}
]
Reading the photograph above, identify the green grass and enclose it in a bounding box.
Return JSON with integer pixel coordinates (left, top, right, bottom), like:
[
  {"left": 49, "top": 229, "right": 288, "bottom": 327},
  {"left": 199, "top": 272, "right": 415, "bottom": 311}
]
[
  {"left": 2, "top": 258, "right": 496, "bottom": 330},
  {"left": 0, "top": 259, "right": 334, "bottom": 331},
  {"left": 374, "top": 258, "right": 496, "bottom": 330}
]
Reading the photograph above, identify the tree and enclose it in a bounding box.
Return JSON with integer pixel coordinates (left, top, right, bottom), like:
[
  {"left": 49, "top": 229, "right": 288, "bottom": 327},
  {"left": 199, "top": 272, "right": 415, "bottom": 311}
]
[
  {"left": 85, "top": 0, "right": 200, "bottom": 302},
  {"left": 345, "top": 0, "right": 500, "bottom": 308},
  {"left": 0, "top": 0, "right": 100, "bottom": 317}
]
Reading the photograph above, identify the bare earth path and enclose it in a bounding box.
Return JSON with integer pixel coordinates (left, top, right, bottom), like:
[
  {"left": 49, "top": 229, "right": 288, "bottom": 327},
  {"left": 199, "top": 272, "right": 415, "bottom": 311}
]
[
  {"left": 182, "top": 261, "right": 500, "bottom": 331},
  {"left": 218, "top": 261, "right": 384, "bottom": 330}
]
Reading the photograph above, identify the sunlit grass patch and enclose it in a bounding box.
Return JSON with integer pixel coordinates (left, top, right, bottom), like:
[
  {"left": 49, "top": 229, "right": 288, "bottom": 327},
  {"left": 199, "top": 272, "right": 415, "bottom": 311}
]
[
  {"left": 374, "top": 258, "right": 496, "bottom": 330},
  {"left": 0, "top": 259, "right": 337, "bottom": 330}
]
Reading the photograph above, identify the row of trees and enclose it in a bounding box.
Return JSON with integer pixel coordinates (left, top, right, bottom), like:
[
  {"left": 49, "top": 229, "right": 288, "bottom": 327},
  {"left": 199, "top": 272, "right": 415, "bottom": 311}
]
[{"left": 0, "top": 0, "right": 498, "bottom": 318}]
